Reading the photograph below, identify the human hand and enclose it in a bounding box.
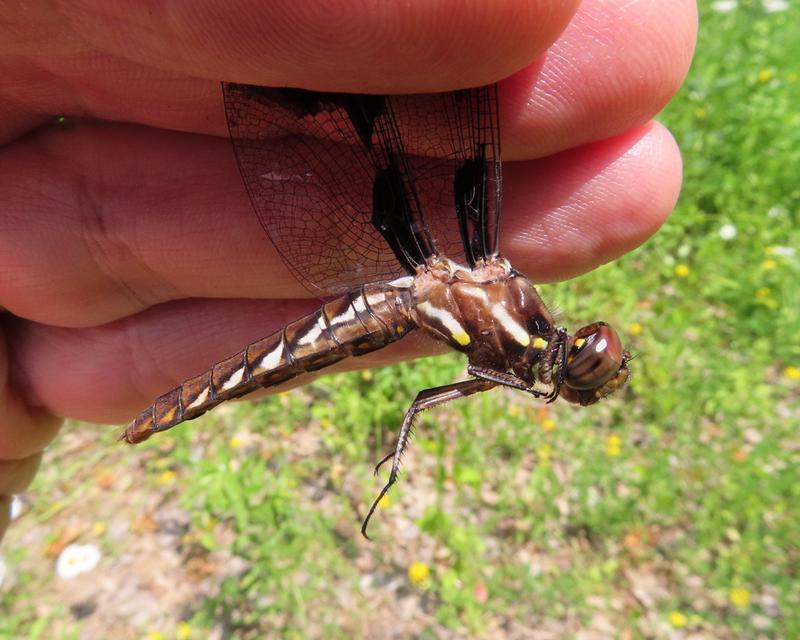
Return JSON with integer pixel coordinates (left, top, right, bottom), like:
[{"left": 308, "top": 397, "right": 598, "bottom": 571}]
[{"left": 0, "top": 0, "right": 696, "bottom": 540}]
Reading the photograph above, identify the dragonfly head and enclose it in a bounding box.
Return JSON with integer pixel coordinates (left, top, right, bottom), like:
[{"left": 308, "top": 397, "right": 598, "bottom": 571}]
[{"left": 561, "top": 322, "right": 630, "bottom": 405}]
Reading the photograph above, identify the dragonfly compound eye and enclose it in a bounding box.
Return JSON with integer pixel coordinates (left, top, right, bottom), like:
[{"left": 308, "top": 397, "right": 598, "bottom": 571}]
[{"left": 565, "top": 322, "right": 626, "bottom": 391}]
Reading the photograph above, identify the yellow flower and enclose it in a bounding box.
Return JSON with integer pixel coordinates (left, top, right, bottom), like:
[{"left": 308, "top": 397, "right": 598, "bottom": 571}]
[
  {"left": 145, "top": 632, "right": 164, "bottom": 640},
  {"left": 761, "top": 259, "right": 777, "bottom": 271},
  {"left": 540, "top": 418, "right": 556, "bottom": 433},
  {"left": 758, "top": 68, "right": 774, "bottom": 83},
  {"left": 755, "top": 287, "right": 771, "bottom": 298},
  {"left": 729, "top": 587, "right": 750, "bottom": 608},
  {"left": 674, "top": 264, "right": 690, "bottom": 278},
  {"left": 628, "top": 322, "right": 643, "bottom": 336},
  {"left": 694, "top": 107, "right": 707, "bottom": 119},
  {"left": 784, "top": 366, "right": 800, "bottom": 380},
  {"left": 669, "top": 611, "right": 687, "bottom": 628},
  {"left": 606, "top": 434, "right": 622, "bottom": 457},
  {"left": 408, "top": 561, "right": 430, "bottom": 587},
  {"left": 378, "top": 494, "right": 390, "bottom": 509},
  {"left": 228, "top": 436, "right": 244, "bottom": 449},
  {"left": 157, "top": 470, "right": 176, "bottom": 486},
  {"left": 319, "top": 418, "right": 332, "bottom": 430},
  {"left": 91, "top": 521, "right": 107, "bottom": 536},
  {"left": 176, "top": 621, "right": 192, "bottom": 640},
  {"left": 361, "top": 370, "right": 373, "bottom": 381},
  {"left": 762, "top": 298, "right": 779, "bottom": 310},
  {"left": 536, "top": 443, "right": 552, "bottom": 461}
]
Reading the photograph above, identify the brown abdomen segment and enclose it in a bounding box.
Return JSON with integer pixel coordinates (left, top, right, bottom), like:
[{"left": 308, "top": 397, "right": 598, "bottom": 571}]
[{"left": 122, "top": 285, "right": 415, "bottom": 444}]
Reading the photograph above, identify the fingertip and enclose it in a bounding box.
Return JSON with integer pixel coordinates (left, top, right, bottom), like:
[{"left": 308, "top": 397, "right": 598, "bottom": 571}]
[
  {"left": 611, "top": 121, "right": 682, "bottom": 246},
  {"left": 0, "top": 495, "right": 9, "bottom": 540},
  {"left": 502, "top": 0, "right": 697, "bottom": 159},
  {"left": 0, "top": 452, "right": 43, "bottom": 494},
  {"left": 503, "top": 121, "right": 682, "bottom": 281}
]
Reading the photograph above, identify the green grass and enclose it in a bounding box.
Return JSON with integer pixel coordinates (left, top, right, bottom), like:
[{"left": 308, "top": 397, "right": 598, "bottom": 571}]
[{"left": 3, "top": 1, "right": 800, "bottom": 638}]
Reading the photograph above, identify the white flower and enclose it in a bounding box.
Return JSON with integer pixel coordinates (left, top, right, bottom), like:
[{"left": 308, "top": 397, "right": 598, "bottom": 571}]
[
  {"left": 767, "top": 206, "right": 785, "bottom": 218},
  {"left": 763, "top": 0, "right": 789, "bottom": 12},
  {"left": 712, "top": 0, "right": 738, "bottom": 12},
  {"left": 56, "top": 543, "right": 101, "bottom": 579},
  {"left": 0, "top": 556, "right": 7, "bottom": 589},
  {"left": 9, "top": 496, "right": 22, "bottom": 520},
  {"left": 769, "top": 246, "right": 796, "bottom": 257},
  {"left": 718, "top": 224, "right": 737, "bottom": 240}
]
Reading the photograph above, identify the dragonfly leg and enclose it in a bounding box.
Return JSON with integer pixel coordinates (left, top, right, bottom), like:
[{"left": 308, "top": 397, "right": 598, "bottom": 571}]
[
  {"left": 371, "top": 379, "right": 492, "bottom": 477},
  {"left": 545, "top": 328, "right": 569, "bottom": 402},
  {"left": 467, "top": 365, "right": 544, "bottom": 397},
  {"left": 362, "top": 378, "right": 495, "bottom": 539},
  {"left": 373, "top": 451, "right": 394, "bottom": 476}
]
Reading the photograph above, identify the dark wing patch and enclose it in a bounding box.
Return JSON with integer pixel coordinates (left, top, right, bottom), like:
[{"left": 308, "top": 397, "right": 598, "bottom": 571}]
[
  {"left": 383, "top": 87, "right": 502, "bottom": 268},
  {"left": 223, "top": 83, "right": 502, "bottom": 295}
]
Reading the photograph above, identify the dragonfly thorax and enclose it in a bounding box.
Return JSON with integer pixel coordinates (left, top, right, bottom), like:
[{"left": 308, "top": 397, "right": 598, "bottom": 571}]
[{"left": 411, "top": 259, "right": 557, "bottom": 378}]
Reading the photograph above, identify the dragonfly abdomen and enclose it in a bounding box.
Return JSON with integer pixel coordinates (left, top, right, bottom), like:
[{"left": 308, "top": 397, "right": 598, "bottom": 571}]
[{"left": 122, "top": 283, "right": 415, "bottom": 444}]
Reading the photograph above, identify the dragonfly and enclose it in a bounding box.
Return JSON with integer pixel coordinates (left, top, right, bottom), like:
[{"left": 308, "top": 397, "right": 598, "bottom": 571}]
[{"left": 122, "top": 82, "right": 630, "bottom": 537}]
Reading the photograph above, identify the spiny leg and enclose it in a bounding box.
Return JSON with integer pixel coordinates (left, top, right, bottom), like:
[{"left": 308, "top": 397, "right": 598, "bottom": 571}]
[
  {"left": 371, "top": 379, "right": 497, "bottom": 478},
  {"left": 546, "top": 328, "right": 569, "bottom": 403},
  {"left": 467, "top": 365, "right": 544, "bottom": 396},
  {"left": 362, "top": 378, "right": 495, "bottom": 539},
  {"left": 373, "top": 451, "right": 394, "bottom": 475}
]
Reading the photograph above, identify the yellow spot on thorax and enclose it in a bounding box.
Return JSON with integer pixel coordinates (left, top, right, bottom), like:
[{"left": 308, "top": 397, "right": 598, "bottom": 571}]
[
  {"left": 532, "top": 337, "right": 548, "bottom": 350},
  {"left": 573, "top": 338, "right": 586, "bottom": 349}
]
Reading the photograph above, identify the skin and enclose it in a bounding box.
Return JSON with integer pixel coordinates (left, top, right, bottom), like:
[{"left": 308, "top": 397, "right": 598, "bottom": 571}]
[{"left": 0, "top": 0, "right": 697, "bottom": 540}]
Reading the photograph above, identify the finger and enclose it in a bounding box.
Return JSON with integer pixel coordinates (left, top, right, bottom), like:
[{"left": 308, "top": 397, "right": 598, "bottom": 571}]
[
  {"left": 0, "top": 325, "right": 63, "bottom": 459},
  {"left": 5, "top": 0, "right": 576, "bottom": 94},
  {"left": 0, "top": 123, "right": 292, "bottom": 326},
  {"left": 502, "top": 0, "right": 697, "bottom": 158},
  {"left": 0, "top": 452, "right": 42, "bottom": 494},
  {"left": 0, "top": 451, "right": 41, "bottom": 542},
  {"left": 0, "top": 452, "right": 39, "bottom": 542},
  {"left": 1, "top": 0, "right": 695, "bottom": 160},
  {"left": 503, "top": 121, "right": 681, "bottom": 283},
  {"left": 10, "top": 123, "right": 680, "bottom": 424},
  {"left": 0, "top": 496, "right": 9, "bottom": 541},
  {"left": 0, "top": 119, "right": 679, "bottom": 325}
]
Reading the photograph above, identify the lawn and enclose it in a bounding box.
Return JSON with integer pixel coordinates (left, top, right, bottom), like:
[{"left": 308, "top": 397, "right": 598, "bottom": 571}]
[{"left": 2, "top": 1, "right": 799, "bottom": 638}]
